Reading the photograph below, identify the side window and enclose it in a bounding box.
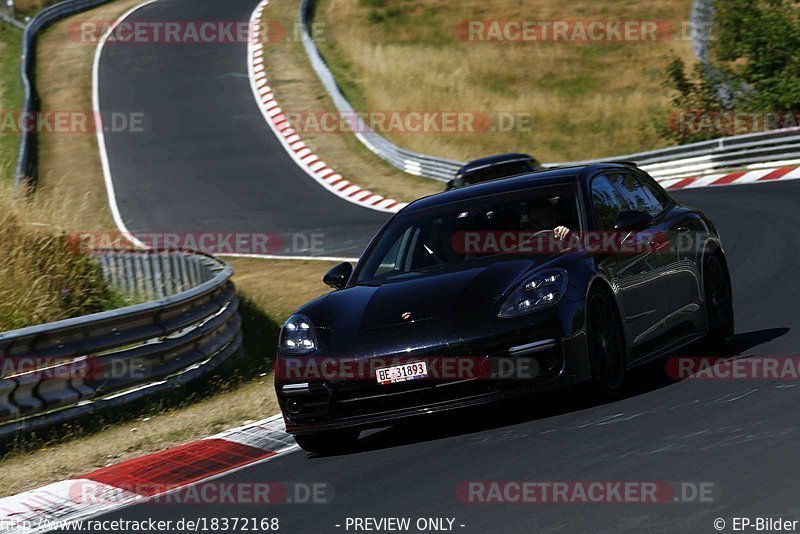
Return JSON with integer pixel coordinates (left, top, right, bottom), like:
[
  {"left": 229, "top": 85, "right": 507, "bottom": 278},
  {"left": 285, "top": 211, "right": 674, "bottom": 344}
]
[
  {"left": 375, "top": 227, "right": 412, "bottom": 275},
  {"left": 590, "top": 174, "right": 627, "bottom": 230},
  {"left": 639, "top": 176, "right": 671, "bottom": 210},
  {"left": 614, "top": 173, "right": 666, "bottom": 217}
]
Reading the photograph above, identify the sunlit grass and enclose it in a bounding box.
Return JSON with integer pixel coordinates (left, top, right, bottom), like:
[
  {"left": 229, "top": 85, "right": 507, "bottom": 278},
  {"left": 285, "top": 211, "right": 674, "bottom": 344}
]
[
  {"left": 316, "top": 0, "right": 697, "bottom": 162},
  {"left": 0, "top": 179, "right": 127, "bottom": 331}
]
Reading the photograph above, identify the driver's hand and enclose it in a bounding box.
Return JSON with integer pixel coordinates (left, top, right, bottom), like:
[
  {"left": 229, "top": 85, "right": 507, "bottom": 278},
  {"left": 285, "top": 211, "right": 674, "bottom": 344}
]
[{"left": 554, "top": 226, "right": 570, "bottom": 240}]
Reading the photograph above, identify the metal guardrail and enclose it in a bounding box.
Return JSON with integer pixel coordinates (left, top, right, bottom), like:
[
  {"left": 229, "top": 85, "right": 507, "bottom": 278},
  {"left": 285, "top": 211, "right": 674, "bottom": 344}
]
[
  {"left": 299, "top": 0, "right": 800, "bottom": 184},
  {"left": 552, "top": 127, "right": 800, "bottom": 180},
  {"left": 15, "top": 0, "right": 114, "bottom": 189},
  {"left": 0, "top": 250, "right": 243, "bottom": 440}
]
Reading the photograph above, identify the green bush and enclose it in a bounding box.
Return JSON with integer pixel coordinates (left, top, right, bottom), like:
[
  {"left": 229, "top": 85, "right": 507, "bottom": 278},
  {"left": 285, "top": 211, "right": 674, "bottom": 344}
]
[{"left": 661, "top": 0, "right": 800, "bottom": 143}]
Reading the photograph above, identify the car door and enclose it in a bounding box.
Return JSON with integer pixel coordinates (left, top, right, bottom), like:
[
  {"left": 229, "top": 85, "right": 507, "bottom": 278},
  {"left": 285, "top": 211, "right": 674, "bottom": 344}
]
[
  {"left": 634, "top": 172, "right": 707, "bottom": 330},
  {"left": 589, "top": 173, "right": 671, "bottom": 356}
]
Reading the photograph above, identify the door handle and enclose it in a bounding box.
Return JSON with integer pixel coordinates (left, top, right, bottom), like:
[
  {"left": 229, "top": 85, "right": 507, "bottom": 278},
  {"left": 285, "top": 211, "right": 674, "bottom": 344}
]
[
  {"left": 648, "top": 230, "right": 671, "bottom": 251},
  {"left": 650, "top": 237, "right": 671, "bottom": 251}
]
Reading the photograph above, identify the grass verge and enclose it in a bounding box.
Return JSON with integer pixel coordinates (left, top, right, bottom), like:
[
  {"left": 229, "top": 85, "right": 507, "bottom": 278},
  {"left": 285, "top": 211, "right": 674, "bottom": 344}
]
[
  {"left": 0, "top": 21, "right": 23, "bottom": 184},
  {"left": 313, "top": 0, "right": 697, "bottom": 162},
  {"left": 0, "top": 181, "right": 129, "bottom": 331},
  {"left": 12, "top": 0, "right": 61, "bottom": 11}
]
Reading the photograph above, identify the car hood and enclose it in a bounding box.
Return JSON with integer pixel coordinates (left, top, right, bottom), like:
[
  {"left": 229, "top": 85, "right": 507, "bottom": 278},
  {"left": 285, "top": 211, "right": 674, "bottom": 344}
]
[{"left": 304, "top": 258, "right": 543, "bottom": 358}]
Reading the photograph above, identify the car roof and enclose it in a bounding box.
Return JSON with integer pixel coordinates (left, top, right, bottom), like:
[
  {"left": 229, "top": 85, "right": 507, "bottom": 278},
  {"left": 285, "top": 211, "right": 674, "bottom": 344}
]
[
  {"left": 458, "top": 153, "right": 534, "bottom": 173},
  {"left": 403, "top": 163, "right": 638, "bottom": 214}
]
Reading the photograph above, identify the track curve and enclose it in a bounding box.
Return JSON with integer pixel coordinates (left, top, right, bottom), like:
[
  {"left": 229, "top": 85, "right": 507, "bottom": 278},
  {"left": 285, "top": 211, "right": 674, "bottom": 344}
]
[
  {"left": 91, "top": 0, "right": 800, "bottom": 532},
  {"left": 96, "top": 0, "right": 387, "bottom": 258}
]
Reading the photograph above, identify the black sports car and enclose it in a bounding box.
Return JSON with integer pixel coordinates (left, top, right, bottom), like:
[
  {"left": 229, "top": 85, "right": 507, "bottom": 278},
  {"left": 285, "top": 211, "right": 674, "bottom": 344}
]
[{"left": 276, "top": 163, "right": 734, "bottom": 453}]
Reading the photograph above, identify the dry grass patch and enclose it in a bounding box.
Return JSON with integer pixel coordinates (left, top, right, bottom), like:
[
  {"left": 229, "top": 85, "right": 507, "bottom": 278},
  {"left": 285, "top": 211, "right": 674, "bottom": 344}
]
[
  {"left": 11, "top": 0, "right": 59, "bottom": 13},
  {"left": 316, "top": 0, "right": 697, "bottom": 162},
  {"left": 224, "top": 256, "right": 336, "bottom": 320},
  {"left": 0, "top": 180, "right": 128, "bottom": 331},
  {"left": 261, "top": 0, "right": 441, "bottom": 201},
  {"left": 0, "top": 23, "right": 23, "bottom": 183}
]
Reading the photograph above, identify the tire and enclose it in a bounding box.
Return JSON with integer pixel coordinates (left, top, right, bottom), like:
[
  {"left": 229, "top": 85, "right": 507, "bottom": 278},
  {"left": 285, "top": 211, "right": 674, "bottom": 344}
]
[
  {"left": 703, "top": 253, "right": 734, "bottom": 346},
  {"left": 587, "top": 288, "right": 627, "bottom": 397},
  {"left": 294, "top": 429, "right": 360, "bottom": 454}
]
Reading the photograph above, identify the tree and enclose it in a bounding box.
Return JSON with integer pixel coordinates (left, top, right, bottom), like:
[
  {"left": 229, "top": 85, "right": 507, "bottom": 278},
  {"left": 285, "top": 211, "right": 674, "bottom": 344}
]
[{"left": 661, "top": 0, "right": 800, "bottom": 143}]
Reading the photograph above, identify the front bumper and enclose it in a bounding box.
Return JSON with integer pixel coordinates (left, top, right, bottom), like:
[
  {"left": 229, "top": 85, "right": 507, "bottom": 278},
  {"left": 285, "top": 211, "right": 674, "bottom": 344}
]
[{"left": 276, "top": 326, "right": 590, "bottom": 435}]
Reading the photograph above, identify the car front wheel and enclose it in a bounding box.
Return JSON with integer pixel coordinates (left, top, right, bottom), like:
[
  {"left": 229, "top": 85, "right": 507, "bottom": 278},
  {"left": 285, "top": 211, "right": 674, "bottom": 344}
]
[
  {"left": 587, "top": 288, "right": 627, "bottom": 397},
  {"left": 703, "top": 253, "right": 734, "bottom": 346}
]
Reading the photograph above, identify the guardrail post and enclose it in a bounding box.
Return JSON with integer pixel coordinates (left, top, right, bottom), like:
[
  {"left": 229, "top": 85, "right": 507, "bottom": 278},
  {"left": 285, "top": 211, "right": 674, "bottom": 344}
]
[
  {"left": 11, "top": 371, "right": 43, "bottom": 415},
  {"left": 0, "top": 379, "right": 19, "bottom": 423},
  {"left": 37, "top": 362, "right": 81, "bottom": 409}
]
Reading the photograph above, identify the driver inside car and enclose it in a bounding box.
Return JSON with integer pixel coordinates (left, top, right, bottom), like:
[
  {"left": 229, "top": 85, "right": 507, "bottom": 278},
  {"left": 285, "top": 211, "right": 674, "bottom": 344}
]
[{"left": 525, "top": 197, "right": 572, "bottom": 240}]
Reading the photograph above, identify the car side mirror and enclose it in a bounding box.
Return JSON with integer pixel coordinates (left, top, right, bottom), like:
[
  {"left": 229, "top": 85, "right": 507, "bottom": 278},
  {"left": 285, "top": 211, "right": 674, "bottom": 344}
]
[
  {"left": 323, "top": 262, "right": 353, "bottom": 290},
  {"left": 613, "top": 210, "right": 654, "bottom": 232}
]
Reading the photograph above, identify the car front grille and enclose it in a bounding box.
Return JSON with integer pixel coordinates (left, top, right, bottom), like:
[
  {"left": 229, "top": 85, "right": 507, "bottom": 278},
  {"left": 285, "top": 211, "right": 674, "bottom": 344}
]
[{"left": 281, "top": 341, "right": 564, "bottom": 424}]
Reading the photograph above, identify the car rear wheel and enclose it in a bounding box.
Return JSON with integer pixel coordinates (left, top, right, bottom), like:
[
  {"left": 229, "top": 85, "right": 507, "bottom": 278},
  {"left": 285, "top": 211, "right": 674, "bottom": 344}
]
[
  {"left": 587, "top": 289, "right": 626, "bottom": 397},
  {"left": 703, "top": 253, "right": 734, "bottom": 346},
  {"left": 294, "top": 429, "right": 360, "bottom": 454}
]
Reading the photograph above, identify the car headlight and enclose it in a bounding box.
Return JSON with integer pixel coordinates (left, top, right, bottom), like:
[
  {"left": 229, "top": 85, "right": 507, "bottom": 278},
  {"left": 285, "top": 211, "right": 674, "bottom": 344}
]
[
  {"left": 279, "top": 314, "right": 318, "bottom": 354},
  {"left": 498, "top": 269, "right": 569, "bottom": 318}
]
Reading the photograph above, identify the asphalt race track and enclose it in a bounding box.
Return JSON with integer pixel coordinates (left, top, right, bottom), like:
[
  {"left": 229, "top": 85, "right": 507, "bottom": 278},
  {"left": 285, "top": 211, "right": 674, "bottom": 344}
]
[
  {"left": 97, "top": 0, "right": 387, "bottom": 258},
  {"left": 92, "top": 0, "right": 800, "bottom": 532}
]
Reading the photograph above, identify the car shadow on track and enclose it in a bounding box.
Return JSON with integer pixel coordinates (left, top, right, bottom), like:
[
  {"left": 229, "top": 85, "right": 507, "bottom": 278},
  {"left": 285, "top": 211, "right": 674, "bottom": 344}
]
[{"left": 305, "top": 327, "right": 789, "bottom": 458}]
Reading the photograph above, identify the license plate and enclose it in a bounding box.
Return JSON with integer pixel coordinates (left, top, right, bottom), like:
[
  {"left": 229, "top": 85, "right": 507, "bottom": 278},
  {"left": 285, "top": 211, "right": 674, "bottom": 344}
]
[{"left": 376, "top": 362, "right": 428, "bottom": 385}]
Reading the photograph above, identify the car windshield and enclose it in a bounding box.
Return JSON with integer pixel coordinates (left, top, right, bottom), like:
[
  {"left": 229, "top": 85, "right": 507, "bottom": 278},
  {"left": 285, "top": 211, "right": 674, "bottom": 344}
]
[{"left": 355, "top": 183, "right": 580, "bottom": 284}]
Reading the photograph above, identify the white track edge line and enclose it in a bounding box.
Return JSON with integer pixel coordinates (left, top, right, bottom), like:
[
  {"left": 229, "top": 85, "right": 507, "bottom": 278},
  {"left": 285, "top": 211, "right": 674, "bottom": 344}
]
[
  {"left": 93, "top": 0, "right": 159, "bottom": 250},
  {"left": 92, "top": 0, "right": 361, "bottom": 262}
]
